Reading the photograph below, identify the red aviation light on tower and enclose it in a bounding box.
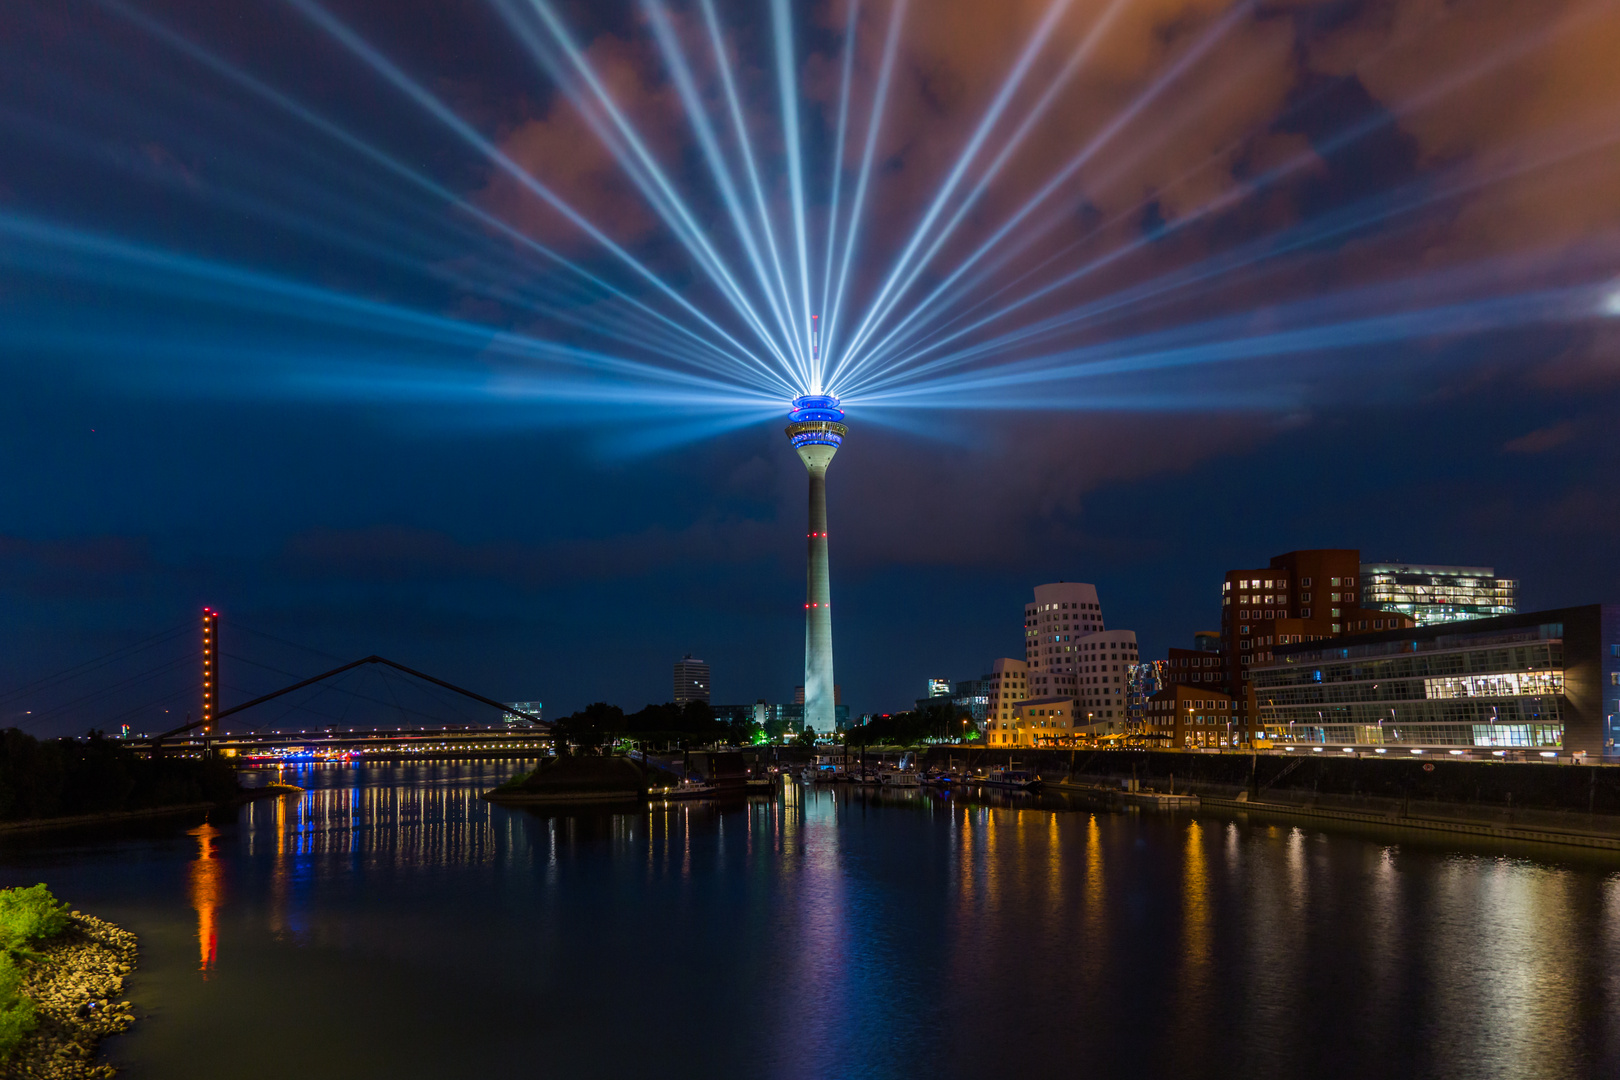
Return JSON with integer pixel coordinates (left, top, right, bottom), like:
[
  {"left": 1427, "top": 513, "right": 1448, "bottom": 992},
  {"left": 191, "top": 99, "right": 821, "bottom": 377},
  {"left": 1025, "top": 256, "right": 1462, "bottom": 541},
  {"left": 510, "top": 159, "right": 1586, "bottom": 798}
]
[{"left": 201, "top": 607, "right": 219, "bottom": 735}]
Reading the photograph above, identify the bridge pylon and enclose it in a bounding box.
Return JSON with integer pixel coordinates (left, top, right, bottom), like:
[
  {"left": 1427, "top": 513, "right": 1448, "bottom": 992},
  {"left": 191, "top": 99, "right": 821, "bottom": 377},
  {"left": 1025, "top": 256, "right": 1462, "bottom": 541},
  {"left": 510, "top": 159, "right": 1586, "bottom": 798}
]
[{"left": 202, "top": 607, "right": 219, "bottom": 735}]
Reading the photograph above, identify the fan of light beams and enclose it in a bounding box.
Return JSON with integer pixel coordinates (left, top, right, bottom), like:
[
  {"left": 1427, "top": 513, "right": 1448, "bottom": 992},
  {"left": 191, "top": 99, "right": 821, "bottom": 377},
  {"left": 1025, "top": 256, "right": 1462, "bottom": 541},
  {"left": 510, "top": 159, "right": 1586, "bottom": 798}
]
[{"left": 3, "top": 0, "right": 1619, "bottom": 441}]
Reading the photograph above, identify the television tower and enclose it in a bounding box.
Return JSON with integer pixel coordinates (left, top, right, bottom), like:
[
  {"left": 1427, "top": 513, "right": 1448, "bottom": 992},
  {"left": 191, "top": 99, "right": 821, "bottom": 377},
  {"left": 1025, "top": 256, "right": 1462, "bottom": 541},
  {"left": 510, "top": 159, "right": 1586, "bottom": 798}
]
[{"left": 785, "top": 391, "right": 845, "bottom": 733}]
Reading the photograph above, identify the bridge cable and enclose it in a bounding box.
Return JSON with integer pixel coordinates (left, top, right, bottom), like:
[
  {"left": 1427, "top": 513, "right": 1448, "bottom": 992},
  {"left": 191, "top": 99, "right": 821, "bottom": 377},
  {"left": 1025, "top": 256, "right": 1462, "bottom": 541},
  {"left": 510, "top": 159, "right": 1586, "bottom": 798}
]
[{"left": 0, "top": 622, "right": 191, "bottom": 709}]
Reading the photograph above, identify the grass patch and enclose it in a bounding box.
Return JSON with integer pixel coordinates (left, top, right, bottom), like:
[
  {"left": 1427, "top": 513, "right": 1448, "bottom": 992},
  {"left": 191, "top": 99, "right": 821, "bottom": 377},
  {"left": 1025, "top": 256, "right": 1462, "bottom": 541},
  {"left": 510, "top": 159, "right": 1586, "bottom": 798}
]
[
  {"left": 493, "top": 770, "right": 536, "bottom": 791},
  {"left": 0, "top": 884, "right": 72, "bottom": 1061}
]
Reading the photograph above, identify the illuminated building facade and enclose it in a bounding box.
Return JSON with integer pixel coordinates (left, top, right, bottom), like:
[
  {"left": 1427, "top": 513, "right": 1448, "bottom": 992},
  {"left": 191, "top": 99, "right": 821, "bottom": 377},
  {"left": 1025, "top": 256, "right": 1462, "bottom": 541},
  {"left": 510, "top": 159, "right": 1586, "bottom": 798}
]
[
  {"left": 1141, "top": 684, "right": 1235, "bottom": 748},
  {"left": 1253, "top": 605, "right": 1620, "bottom": 757},
  {"left": 1003, "top": 695, "right": 1079, "bottom": 747},
  {"left": 918, "top": 677, "right": 989, "bottom": 720},
  {"left": 718, "top": 698, "right": 850, "bottom": 733},
  {"left": 950, "top": 678, "right": 992, "bottom": 724},
  {"left": 1219, "top": 550, "right": 1418, "bottom": 743},
  {"left": 1361, "top": 562, "right": 1518, "bottom": 626},
  {"left": 673, "top": 655, "right": 710, "bottom": 705},
  {"left": 1023, "top": 582, "right": 1139, "bottom": 724},
  {"left": 502, "top": 701, "right": 544, "bottom": 727},
  {"left": 785, "top": 395, "right": 846, "bottom": 733},
  {"left": 984, "top": 658, "right": 1029, "bottom": 744}
]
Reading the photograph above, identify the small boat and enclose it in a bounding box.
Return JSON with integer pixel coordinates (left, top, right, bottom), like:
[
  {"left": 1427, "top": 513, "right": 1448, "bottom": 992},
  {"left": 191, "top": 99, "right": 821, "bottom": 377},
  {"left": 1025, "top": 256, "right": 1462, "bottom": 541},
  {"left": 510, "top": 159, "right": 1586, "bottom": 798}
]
[
  {"left": 973, "top": 769, "right": 1043, "bottom": 792},
  {"left": 799, "top": 760, "right": 843, "bottom": 783},
  {"left": 878, "top": 770, "right": 922, "bottom": 788},
  {"left": 650, "top": 781, "right": 717, "bottom": 800}
]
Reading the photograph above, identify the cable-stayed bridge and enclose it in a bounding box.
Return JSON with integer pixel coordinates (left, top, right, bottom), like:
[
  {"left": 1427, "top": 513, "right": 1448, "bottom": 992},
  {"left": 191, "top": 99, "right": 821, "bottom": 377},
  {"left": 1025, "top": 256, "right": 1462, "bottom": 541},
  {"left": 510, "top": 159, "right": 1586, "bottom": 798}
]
[{"left": 0, "top": 608, "right": 551, "bottom": 762}]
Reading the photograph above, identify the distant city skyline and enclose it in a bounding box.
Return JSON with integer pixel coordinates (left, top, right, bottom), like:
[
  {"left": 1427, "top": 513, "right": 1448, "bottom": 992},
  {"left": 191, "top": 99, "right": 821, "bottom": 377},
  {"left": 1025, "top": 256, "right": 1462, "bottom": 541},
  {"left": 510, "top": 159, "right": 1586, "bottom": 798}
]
[{"left": 2, "top": 0, "right": 1617, "bottom": 735}]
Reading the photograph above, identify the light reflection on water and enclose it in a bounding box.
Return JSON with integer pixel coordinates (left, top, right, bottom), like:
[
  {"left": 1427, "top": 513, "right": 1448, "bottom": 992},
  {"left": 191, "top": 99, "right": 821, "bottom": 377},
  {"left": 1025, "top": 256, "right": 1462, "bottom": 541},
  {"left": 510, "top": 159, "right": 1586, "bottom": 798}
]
[
  {"left": 0, "top": 763, "right": 1617, "bottom": 1079},
  {"left": 185, "top": 824, "right": 221, "bottom": 976}
]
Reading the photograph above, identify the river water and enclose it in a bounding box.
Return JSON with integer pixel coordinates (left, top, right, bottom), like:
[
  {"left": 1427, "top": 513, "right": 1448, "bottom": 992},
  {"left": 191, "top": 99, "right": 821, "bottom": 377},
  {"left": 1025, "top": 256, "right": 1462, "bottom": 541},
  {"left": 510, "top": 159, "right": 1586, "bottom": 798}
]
[{"left": 2, "top": 761, "right": 1619, "bottom": 1079}]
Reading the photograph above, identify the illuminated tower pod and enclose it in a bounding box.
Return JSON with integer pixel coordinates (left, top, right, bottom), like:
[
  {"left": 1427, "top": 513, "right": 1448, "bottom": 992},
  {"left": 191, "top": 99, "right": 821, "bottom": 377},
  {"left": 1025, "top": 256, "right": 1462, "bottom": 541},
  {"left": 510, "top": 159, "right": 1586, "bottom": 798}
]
[
  {"left": 785, "top": 395, "right": 846, "bottom": 733},
  {"left": 201, "top": 607, "right": 219, "bottom": 735}
]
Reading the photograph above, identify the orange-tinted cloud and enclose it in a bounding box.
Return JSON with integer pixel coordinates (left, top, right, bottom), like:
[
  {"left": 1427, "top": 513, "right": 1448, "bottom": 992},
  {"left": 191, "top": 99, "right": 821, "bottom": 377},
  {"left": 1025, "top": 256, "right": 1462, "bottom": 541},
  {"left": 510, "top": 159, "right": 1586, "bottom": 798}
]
[
  {"left": 1302, "top": 0, "right": 1620, "bottom": 256},
  {"left": 476, "top": 27, "right": 678, "bottom": 252}
]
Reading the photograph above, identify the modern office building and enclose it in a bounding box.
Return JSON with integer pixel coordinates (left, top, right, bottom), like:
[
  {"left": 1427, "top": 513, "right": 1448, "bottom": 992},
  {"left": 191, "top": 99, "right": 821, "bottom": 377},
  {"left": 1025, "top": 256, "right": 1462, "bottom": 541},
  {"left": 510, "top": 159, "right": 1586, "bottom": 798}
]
[
  {"left": 919, "top": 677, "right": 991, "bottom": 723},
  {"left": 712, "top": 701, "right": 762, "bottom": 728},
  {"left": 1252, "top": 604, "right": 1620, "bottom": 757},
  {"left": 1023, "top": 582, "right": 1139, "bottom": 724},
  {"left": 1361, "top": 562, "right": 1517, "bottom": 625},
  {"left": 714, "top": 699, "right": 851, "bottom": 734},
  {"left": 1141, "top": 685, "right": 1235, "bottom": 749},
  {"left": 502, "top": 701, "right": 544, "bottom": 727},
  {"left": 951, "top": 678, "right": 992, "bottom": 724},
  {"left": 1219, "top": 550, "right": 1418, "bottom": 741},
  {"left": 672, "top": 655, "right": 710, "bottom": 705}
]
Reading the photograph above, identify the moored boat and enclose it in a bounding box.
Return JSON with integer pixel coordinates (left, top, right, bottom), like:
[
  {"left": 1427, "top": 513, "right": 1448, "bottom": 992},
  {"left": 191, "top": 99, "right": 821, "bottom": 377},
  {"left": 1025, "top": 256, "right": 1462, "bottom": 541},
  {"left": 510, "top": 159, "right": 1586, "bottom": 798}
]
[{"left": 973, "top": 769, "right": 1043, "bottom": 792}]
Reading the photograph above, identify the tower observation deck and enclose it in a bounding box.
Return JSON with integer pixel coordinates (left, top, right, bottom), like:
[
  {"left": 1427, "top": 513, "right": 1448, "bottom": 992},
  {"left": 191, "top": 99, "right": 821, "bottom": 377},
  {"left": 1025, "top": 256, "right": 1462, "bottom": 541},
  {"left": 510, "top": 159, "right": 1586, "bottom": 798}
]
[{"left": 785, "top": 395, "right": 846, "bottom": 733}]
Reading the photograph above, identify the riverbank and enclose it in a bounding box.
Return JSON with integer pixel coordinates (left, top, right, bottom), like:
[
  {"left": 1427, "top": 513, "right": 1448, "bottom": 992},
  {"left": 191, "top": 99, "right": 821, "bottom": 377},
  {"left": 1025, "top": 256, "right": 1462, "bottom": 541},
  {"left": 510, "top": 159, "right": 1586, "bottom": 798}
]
[
  {"left": 1197, "top": 795, "right": 1620, "bottom": 852},
  {"left": 1031, "top": 756, "right": 1620, "bottom": 852},
  {"left": 6, "top": 911, "right": 137, "bottom": 1079},
  {"left": 921, "top": 746, "right": 1620, "bottom": 814},
  {"left": 0, "top": 729, "right": 242, "bottom": 831}
]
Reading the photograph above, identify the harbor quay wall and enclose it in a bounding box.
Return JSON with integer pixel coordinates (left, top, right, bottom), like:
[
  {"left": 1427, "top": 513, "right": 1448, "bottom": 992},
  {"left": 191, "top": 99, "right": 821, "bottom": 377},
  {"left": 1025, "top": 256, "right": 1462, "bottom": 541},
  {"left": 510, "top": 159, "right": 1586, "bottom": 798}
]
[{"left": 916, "top": 747, "right": 1620, "bottom": 818}]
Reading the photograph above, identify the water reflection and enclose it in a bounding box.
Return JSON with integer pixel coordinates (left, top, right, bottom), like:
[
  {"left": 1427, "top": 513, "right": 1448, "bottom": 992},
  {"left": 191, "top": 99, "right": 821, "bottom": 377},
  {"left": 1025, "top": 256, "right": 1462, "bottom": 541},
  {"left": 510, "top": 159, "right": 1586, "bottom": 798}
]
[
  {"left": 6, "top": 765, "right": 1620, "bottom": 1080},
  {"left": 185, "top": 823, "right": 222, "bottom": 977}
]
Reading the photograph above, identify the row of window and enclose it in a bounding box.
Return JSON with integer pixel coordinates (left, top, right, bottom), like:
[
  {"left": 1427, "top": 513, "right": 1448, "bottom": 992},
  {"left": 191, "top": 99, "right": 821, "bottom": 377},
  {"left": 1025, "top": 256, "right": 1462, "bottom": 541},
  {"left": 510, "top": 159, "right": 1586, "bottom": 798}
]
[
  {"left": 1255, "top": 645, "right": 1562, "bottom": 689},
  {"left": 1224, "top": 575, "right": 1351, "bottom": 593},
  {"left": 1148, "top": 698, "right": 1230, "bottom": 711},
  {"left": 1259, "top": 700, "right": 1563, "bottom": 727},
  {"left": 1259, "top": 722, "right": 1560, "bottom": 749}
]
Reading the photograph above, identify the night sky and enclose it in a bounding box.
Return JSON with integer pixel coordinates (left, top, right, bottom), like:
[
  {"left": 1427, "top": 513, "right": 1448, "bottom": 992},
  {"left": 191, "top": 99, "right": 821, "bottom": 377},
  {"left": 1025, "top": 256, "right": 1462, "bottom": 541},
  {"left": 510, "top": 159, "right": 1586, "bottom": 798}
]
[{"left": 3, "top": 0, "right": 1618, "bottom": 735}]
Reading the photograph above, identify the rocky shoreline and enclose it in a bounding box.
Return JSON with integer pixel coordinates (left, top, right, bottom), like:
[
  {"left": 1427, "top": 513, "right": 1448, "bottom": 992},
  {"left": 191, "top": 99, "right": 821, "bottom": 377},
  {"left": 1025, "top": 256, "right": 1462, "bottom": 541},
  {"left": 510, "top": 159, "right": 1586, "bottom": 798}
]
[{"left": 5, "top": 914, "right": 137, "bottom": 1080}]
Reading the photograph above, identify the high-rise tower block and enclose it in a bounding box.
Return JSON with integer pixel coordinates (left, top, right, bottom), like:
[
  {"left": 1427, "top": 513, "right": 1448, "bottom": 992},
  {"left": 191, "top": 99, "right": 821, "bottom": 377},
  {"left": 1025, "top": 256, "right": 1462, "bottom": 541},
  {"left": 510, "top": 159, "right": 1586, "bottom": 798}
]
[{"left": 785, "top": 394, "right": 845, "bottom": 733}]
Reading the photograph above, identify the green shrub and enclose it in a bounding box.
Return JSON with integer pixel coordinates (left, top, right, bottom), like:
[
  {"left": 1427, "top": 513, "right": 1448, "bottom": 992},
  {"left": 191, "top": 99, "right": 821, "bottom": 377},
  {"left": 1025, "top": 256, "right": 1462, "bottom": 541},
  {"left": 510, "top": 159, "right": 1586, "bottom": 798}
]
[
  {"left": 0, "top": 885, "right": 70, "bottom": 954},
  {"left": 0, "top": 885, "right": 71, "bottom": 1062},
  {"left": 0, "top": 956, "right": 36, "bottom": 1060}
]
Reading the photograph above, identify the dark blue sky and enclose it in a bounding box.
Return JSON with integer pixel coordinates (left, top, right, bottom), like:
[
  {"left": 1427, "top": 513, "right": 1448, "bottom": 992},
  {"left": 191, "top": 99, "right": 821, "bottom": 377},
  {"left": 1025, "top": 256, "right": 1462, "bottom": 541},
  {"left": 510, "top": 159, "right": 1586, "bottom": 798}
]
[{"left": 3, "top": 0, "right": 1618, "bottom": 734}]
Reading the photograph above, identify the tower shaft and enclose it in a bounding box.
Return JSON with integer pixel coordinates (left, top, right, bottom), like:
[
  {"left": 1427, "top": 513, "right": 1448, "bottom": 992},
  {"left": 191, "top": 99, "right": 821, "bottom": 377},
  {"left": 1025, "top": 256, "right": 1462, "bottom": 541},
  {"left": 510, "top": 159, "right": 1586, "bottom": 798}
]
[
  {"left": 784, "top": 395, "right": 846, "bottom": 734},
  {"left": 803, "top": 459, "right": 834, "bottom": 732}
]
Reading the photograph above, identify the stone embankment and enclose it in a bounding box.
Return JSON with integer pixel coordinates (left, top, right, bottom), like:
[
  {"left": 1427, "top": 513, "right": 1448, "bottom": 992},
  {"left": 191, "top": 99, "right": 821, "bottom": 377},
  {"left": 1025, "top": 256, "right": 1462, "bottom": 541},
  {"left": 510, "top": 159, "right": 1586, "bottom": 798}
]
[{"left": 6, "top": 914, "right": 137, "bottom": 1080}]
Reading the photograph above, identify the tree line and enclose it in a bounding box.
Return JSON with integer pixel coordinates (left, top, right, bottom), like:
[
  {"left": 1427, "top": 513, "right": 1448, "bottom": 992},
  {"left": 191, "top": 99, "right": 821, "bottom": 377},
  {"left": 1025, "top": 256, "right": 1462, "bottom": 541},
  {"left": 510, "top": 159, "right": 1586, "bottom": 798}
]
[
  {"left": 551, "top": 699, "right": 982, "bottom": 752},
  {"left": 0, "top": 729, "right": 240, "bottom": 822}
]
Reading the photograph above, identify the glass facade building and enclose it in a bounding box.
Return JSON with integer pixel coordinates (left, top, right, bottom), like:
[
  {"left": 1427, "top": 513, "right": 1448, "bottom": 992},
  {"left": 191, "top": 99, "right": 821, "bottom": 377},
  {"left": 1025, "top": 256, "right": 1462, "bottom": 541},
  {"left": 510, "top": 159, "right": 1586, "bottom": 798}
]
[
  {"left": 1360, "top": 563, "right": 1517, "bottom": 626},
  {"left": 1253, "top": 605, "right": 1620, "bottom": 757},
  {"left": 502, "top": 701, "right": 544, "bottom": 727}
]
